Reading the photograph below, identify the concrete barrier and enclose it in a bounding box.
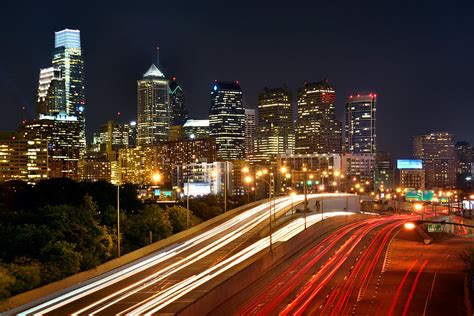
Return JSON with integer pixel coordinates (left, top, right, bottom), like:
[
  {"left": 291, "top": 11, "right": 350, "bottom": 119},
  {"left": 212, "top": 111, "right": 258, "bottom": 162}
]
[
  {"left": 178, "top": 214, "right": 373, "bottom": 316},
  {"left": 0, "top": 199, "right": 269, "bottom": 313}
]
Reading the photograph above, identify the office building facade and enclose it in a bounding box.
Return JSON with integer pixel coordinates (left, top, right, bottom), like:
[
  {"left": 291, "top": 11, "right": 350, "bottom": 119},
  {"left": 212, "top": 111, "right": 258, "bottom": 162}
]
[
  {"left": 0, "top": 132, "right": 48, "bottom": 184},
  {"left": 137, "top": 63, "right": 170, "bottom": 146},
  {"left": 345, "top": 94, "right": 377, "bottom": 154},
  {"left": 52, "top": 29, "right": 86, "bottom": 154},
  {"left": 413, "top": 132, "right": 456, "bottom": 188},
  {"left": 169, "top": 78, "right": 188, "bottom": 126},
  {"left": 209, "top": 81, "right": 245, "bottom": 160},
  {"left": 254, "top": 87, "right": 294, "bottom": 162},
  {"left": 183, "top": 119, "right": 210, "bottom": 140},
  {"left": 175, "top": 161, "right": 232, "bottom": 196},
  {"left": 245, "top": 108, "right": 256, "bottom": 159},
  {"left": 295, "top": 80, "right": 342, "bottom": 154}
]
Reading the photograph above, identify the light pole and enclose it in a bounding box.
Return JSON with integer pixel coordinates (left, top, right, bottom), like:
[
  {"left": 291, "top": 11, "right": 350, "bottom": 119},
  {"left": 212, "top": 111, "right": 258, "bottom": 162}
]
[
  {"left": 303, "top": 167, "right": 308, "bottom": 229},
  {"left": 319, "top": 185, "right": 325, "bottom": 220},
  {"left": 117, "top": 183, "right": 120, "bottom": 257},
  {"left": 257, "top": 169, "right": 274, "bottom": 252},
  {"left": 224, "top": 162, "right": 228, "bottom": 213},
  {"left": 244, "top": 175, "right": 253, "bottom": 204},
  {"left": 290, "top": 191, "right": 296, "bottom": 215},
  {"left": 181, "top": 165, "right": 191, "bottom": 229},
  {"left": 414, "top": 203, "right": 424, "bottom": 220}
]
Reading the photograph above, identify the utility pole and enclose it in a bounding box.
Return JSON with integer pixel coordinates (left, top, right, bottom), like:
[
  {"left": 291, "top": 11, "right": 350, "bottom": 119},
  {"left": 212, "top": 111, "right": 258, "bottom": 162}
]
[
  {"left": 117, "top": 184, "right": 120, "bottom": 257},
  {"left": 224, "top": 162, "right": 227, "bottom": 213},
  {"left": 304, "top": 170, "right": 308, "bottom": 229},
  {"left": 269, "top": 173, "right": 273, "bottom": 252}
]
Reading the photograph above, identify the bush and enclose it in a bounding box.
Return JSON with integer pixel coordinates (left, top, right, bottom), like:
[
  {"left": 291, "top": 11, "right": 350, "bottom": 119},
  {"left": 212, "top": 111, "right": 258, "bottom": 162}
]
[{"left": 0, "top": 265, "right": 15, "bottom": 300}]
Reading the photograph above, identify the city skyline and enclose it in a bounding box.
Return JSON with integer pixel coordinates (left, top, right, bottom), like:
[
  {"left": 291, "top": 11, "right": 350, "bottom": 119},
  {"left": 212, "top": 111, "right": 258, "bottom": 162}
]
[{"left": 1, "top": 2, "right": 474, "bottom": 159}]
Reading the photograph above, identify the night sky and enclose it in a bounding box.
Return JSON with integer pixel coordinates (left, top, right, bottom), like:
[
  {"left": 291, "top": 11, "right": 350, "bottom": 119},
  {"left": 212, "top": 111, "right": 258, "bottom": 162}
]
[{"left": 1, "top": 0, "right": 474, "bottom": 158}]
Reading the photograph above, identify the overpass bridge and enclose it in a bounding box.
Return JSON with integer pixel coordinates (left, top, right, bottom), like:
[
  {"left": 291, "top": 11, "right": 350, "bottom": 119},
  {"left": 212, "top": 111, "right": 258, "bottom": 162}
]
[{"left": 3, "top": 193, "right": 366, "bottom": 315}]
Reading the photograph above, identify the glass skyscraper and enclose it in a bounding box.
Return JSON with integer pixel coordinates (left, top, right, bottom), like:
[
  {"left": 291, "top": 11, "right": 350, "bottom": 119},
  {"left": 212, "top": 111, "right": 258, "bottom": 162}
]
[
  {"left": 209, "top": 81, "right": 245, "bottom": 160},
  {"left": 345, "top": 94, "right": 377, "bottom": 154},
  {"left": 295, "top": 80, "right": 342, "bottom": 154},
  {"left": 254, "top": 86, "right": 294, "bottom": 162},
  {"left": 137, "top": 63, "right": 170, "bottom": 145},
  {"left": 52, "top": 29, "right": 86, "bottom": 154},
  {"left": 169, "top": 78, "right": 188, "bottom": 126},
  {"left": 32, "top": 29, "right": 86, "bottom": 179}
]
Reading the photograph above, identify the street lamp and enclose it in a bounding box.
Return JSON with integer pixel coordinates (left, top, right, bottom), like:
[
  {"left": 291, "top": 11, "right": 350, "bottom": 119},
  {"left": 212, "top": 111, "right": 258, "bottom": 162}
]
[
  {"left": 151, "top": 172, "right": 162, "bottom": 183},
  {"left": 290, "top": 191, "right": 296, "bottom": 215},
  {"left": 319, "top": 184, "right": 325, "bottom": 220},
  {"left": 414, "top": 203, "right": 424, "bottom": 220},
  {"left": 256, "top": 169, "right": 274, "bottom": 252},
  {"left": 185, "top": 165, "right": 192, "bottom": 229},
  {"left": 116, "top": 181, "right": 120, "bottom": 257},
  {"left": 244, "top": 175, "right": 253, "bottom": 203}
]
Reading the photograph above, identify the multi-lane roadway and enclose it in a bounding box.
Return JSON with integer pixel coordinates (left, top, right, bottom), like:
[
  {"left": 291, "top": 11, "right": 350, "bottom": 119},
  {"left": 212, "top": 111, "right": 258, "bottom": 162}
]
[
  {"left": 212, "top": 215, "right": 418, "bottom": 315},
  {"left": 11, "top": 194, "right": 356, "bottom": 315}
]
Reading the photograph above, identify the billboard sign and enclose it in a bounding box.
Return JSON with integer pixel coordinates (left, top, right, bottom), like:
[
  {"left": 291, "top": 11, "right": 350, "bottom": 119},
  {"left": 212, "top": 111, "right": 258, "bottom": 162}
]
[{"left": 397, "top": 159, "right": 423, "bottom": 169}]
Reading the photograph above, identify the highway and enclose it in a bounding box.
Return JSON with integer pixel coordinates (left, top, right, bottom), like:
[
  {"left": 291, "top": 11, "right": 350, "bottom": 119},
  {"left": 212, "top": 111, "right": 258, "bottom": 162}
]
[
  {"left": 212, "top": 215, "right": 418, "bottom": 315},
  {"left": 11, "top": 193, "right": 353, "bottom": 315}
]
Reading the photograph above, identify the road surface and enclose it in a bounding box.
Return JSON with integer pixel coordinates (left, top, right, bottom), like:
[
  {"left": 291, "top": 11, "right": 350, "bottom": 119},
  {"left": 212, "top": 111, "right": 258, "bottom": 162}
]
[{"left": 10, "top": 194, "right": 355, "bottom": 315}]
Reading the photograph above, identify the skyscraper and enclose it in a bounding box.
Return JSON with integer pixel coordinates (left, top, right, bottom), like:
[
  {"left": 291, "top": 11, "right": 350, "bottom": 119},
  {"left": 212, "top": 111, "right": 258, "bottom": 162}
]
[
  {"left": 455, "top": 141, "right": 472, "bottom": 174},
  {"left": 209, "top": 81, "right": 245, "bottom": 160},
  {"left": 137, "top": 60, "right": 170, "bottom": 146},
  {"left": 455, "top": 141, "right": 472, "bottom": 188},
  {"left": 254, "top": 87, "right": 294, "bottom": 162},
  {"left": 244, "top": 108, "right": 256, "bottom": 159},
  {"left": 37, "top": 67, "right": 65, "bottom": 116},
  {"left": 52, "top": 29, "right": 86, "bottom": 154},
  {"left": 169, "top": 77, "right": 188, "bottom": 126},
  {"left": 295, "top": 80, "right": 342, "bottom": 154},
  {"left": 413, "top": 132, "right": 456, "bottom": 188},
  {"left": 345, "top": 94, "right": 377, "bottom": 154}
]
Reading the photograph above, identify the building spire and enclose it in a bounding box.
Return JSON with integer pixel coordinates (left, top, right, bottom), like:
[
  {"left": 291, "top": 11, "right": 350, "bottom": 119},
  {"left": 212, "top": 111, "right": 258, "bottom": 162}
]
[{"left": 156, "top": 46, "right": 160, "bottom": 67}]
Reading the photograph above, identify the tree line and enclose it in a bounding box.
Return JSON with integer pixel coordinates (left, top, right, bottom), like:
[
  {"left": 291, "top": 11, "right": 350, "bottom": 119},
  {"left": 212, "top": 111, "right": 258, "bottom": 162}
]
[{"left": 0, "top": 178, "right": 247, "bottom": 300}]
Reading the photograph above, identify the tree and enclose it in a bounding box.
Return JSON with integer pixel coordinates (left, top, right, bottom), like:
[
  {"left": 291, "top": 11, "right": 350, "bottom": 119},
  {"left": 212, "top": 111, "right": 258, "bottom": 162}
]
[
  {"left": 166, "top": 205, "right": 201, "bottom": 233},
  {"left": 122, "top": 204, "right": 172, "bottom": 252},
  {"left": 0, "top": 264, "right": 15, "bottom": 300},
  {"left": 8, "top": 258, "right": 42, "bottom": 294},
  {"left": 40, "top": 240, "right": 82, "bottom": 282}
]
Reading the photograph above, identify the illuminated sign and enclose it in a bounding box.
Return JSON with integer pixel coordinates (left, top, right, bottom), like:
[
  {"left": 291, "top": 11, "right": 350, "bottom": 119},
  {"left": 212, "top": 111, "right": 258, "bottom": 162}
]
[
  {"left": 184, "top": 183, "right": 211, "bottom": 196},
  {"left": 397, "top": 159, "right": 422, "bottom": 169},
  {"left": 405, "top": 190, "right": 434, "bottom": 201}
]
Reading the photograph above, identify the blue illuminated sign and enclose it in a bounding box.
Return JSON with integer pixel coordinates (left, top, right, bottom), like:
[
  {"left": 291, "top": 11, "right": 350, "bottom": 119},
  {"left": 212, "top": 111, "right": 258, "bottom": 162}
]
[
  {"left": 397, "top": 159, "right": 422, "bottom": 169},
  {"left": 213, "top": 85, "right": 218, "bottom": 91}
]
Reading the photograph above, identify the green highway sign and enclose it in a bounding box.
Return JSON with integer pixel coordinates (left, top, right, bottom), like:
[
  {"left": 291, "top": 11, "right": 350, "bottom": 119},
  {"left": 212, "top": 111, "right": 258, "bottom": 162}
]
[{"left": 427, "top": 223, "right": 442, "bottom": 233}]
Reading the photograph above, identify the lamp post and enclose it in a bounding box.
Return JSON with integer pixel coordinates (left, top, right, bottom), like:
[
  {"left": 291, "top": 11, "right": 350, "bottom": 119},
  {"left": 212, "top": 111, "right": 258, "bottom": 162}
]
[
  {"left": 182, "top": 165, "right": 191, "bottom": 229},
  {"left": 242, "top": 166, "right": 251, "bottom": 204},
  {"left": 244, "top": 175, "right": 253, "bottom": 204},
  {"left": 303, "top": 167, "right": 308, "bottom": 229},
  {"left": 117, "top": 182, "right": 120, "bottom": 257},
  {"left": 257, "top": 169, "right": 274, "bottom": 252},
  {"left": 414, "top": 203, "right": 424, "bottom": 220},
  {"left": 319, "top": 184, "right": 325, "bottom": 220},
  {"left": 290, "top": 191, "right": 296, "bottom": 215}
]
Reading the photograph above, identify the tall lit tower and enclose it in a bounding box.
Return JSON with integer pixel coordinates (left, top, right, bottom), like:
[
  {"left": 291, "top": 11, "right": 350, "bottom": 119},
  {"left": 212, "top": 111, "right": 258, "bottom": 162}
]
[
  {"left": 169, "top": 77, "right": 188, "bottom": 126},
  {"left": 52, "top": 29, "right": 86, "bottom": 153},
  {"left": 137, "top": 49, "right": 170, "bottom": 146},
  {"left": 209, "top": 81, "right": 245, "bottom": 160},
  {"left": 254, "top": 86, "right": 294, "bottom": 162},
  {"left": 295, "top": 80, "right": 342, "bottom": 154},
  {"left": 244, "top": 108, "right": 256, "bottom": 159},
  {"left": 345, "top": 93, "right": 377, "bottom": 154}
]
